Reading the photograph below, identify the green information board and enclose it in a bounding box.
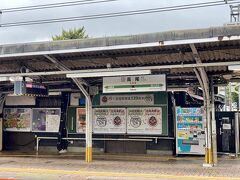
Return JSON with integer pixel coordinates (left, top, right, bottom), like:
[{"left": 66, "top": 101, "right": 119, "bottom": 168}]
[{"left": 67, "top": 92, "right": 168, "bottom": 135}]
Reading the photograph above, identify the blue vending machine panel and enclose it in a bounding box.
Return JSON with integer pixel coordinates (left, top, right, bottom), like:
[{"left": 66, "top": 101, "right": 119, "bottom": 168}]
[{"left": 176, "top": 107, "right": 205, "bottom": 155}]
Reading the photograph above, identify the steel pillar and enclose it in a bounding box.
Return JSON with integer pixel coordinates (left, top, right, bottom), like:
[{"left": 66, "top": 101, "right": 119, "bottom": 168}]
[
  {"left": 211, "top": 77, "right": 218, "bottom": 165},
  {"left": 44, "top": 55, "right": 92, "bottom": 162},
  {"left": 190, "top": 44, "right": 215, "bottom": 166}
]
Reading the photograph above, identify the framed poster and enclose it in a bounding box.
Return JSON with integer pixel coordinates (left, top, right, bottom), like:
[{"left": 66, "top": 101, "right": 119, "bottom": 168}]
[
  {"left": 76, "top": 108, "right": 86, "bottom": 133},
  {"left": 93, "top": 108, "right": 127, "bottom": 134},
  {"left": 32, "top": 108, "right": 61, "bottom": 132},
  {"left": 3, "top": 108, "right": 31, "bottom": 132},
  {"left": 127, "top": 107, "right": 162, "bottom": 135}
]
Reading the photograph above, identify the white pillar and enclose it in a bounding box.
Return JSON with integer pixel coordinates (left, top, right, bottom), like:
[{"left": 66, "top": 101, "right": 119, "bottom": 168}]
[
  {"left": 73, "top": 80, "right": 92, "bottom": 162},
  {"left": 211, "top": 77, "right": 217, "bottom": 165}
]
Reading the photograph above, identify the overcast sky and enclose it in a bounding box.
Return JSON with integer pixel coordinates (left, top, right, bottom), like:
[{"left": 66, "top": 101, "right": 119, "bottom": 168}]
[{"left": 0, "top": 0, "right": 233, "bottom": 45}]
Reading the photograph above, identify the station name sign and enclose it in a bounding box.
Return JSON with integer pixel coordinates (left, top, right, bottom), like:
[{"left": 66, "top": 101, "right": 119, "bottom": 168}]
[{"left": 103, "top": 74, "right": 166, "bottom": 93}]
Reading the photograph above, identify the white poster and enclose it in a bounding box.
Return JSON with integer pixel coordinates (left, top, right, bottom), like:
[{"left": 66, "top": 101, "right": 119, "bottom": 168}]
[
  {"left": 93, "top": 108, "right": 127, "bottom": 134},
  {"left": 46, "top": 115, "right": 60, "bottom": 132},
  {"left": 100, "top": 94, "right": 154, "bottom": 106},
  {"left": 103, "top": 74, "right": 166, "bottom": 93},
  {"left": 127, "top": 107, "right": 162, "bottom": 135}
]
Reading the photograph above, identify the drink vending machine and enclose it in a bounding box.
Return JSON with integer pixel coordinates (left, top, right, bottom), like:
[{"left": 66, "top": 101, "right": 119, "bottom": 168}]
[{"left": 176, "top": 107, "right": 205, "bottom": 155}]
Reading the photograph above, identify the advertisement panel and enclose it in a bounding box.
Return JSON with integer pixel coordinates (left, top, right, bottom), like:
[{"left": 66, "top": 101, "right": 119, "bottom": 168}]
[
  {"left": 76, "top": 108, "right": 86, "bottom": 133},
  {"left": 176, "top": 107, "right": 205, "bottom": 155},
  {"left": 103, "top": 74, "right": 166, "bottom": 93},
  {"left": 127, "top": 107, "right": 162, "bottom": 135},
  {"left": 3, "top": 108, "right": 31, "bottom": 132},
  {"left": 93, "top": 108, "right": 127, "bottom": 134},
  {"left": 100, "top": 94, "right": 154, "bottom": 106},
  {"left": 32, "top": 108, "right": 61, "bottom": 132}
]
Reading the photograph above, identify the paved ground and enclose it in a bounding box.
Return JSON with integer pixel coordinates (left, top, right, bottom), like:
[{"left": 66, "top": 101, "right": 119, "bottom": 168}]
[{"left": 0, "top": 152, "right": 239, "bottom": 180}]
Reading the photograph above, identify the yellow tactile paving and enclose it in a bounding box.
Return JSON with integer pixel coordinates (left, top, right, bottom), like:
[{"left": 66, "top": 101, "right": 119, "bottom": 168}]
[{"left": 0, "top": 167, "right": 239, "bottom": 180}]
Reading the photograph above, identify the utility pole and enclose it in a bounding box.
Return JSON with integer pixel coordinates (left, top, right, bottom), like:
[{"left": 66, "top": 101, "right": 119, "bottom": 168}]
[
  {"left": 230, "top": 5, "right": 240, "bottom": 22},
  {"left": 0, "top": 10, "right": 2, "bottom": 27}
]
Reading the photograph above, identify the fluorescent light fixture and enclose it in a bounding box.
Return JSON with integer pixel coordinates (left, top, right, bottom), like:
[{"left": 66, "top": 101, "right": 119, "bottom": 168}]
[
  {"left": 228, "top": 65, "right": 240, "bottom": 71},
  {"left": 0, "top": 76, "right": 33, "bottom": 82},
  {"left": 0, "top": 77, "right": 10, "bottom": 82},
  {"left": 66, "top": 70, "right": 151, "bottom": 78}
]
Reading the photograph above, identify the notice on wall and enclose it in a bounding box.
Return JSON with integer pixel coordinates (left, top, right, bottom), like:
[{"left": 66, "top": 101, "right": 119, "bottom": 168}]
[
  {"left": 127, "top": 107, "right": 162, "bottom": 135},
  {"left": 93, "top": 108, "right": 127, "bottom": 134},
  {"left": 46, "top": 114, "right": 60, "bottom": 132},
  {"left": 32, "top": 108, "right": 61, "bottom": 132},
  {"left": 3, "top": 108, "right": 31, "bottom": 132},
  {"left": 100, "top": 94, "right": 154, "bottom": 106},
  {"left": 76, "top": 108, "right": 86, "bottom": 133}
]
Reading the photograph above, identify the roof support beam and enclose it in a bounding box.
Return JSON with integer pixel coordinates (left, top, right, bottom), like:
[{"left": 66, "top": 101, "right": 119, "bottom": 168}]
[
  {"left": 43, "top": 54, "right": 92, "bottom": 163},
  {"left": 0, "top": 60, "right": 239, "bottom": 78}
]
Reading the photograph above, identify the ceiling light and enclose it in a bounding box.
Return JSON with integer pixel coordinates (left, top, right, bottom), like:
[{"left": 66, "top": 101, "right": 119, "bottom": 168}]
[
  {"left": 66, "top": 70, "right": 151, "bottom": 78},
  {"left": 228, "top": 65, "right": 240, "bottom": 71}
]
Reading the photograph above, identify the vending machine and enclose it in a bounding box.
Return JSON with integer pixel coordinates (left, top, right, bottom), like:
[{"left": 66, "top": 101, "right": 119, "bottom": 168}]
[{"left": 176, "top": 107, "right": 205, "bottom": 155}]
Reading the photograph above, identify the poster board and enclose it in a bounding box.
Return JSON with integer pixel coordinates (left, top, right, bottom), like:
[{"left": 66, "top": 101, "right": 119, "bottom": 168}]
[
  {"left": 127, "top": 107, "right": 162, "bottom": 135},
  {"left": 3, "top": 108, "right": 31, "bottom": 132},
  {"left": 176, "top": 107, "right": 205, "bottom": 155},
  {"left": 93, "top": 108, "right": 127, "bottom": 134},
  {"left": 76, "top": 108, "right": 86, "bottom": 133},
  {"left": 32, "top": 108, "right": 61, "bottom": 132}
]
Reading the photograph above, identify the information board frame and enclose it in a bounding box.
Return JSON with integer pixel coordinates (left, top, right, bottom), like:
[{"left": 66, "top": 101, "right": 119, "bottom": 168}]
[{"left": 32, "top": 108, "right": 61, "bottom": 133}]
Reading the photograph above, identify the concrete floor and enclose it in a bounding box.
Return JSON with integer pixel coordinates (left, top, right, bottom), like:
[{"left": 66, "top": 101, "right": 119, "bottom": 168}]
[{"left": 0, "top": 152, "right": 239, "bottom": 180}]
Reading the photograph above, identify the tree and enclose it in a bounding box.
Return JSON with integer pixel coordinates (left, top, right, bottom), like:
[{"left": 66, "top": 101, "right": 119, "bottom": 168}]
[{"left": 52, "top": 27, "right": 88, "bottom": 40}]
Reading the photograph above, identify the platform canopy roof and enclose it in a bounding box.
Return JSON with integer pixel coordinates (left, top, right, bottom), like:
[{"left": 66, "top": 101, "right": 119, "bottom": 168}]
[{"left": 0, "top": 25, "right": 240, "bottom": 92}]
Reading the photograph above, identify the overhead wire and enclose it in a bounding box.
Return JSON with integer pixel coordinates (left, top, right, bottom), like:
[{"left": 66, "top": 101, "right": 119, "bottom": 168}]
[
  {"left": 1, "top": 0, "right": 120, "bottom": 13},
  {"left": 0, "top": 0, "right": 239, "bottom": 27}
]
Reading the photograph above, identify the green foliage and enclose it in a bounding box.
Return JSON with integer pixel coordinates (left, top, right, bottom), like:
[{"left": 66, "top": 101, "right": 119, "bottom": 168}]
[
  {"left": 52, "top": 27, "right": 88, "bottom": 40},
  {"left": 232, "top": 92, "right": 239, "bottom": 105},
  {"left": 225, "top": 84, "right": 239, "bottom": 106}
]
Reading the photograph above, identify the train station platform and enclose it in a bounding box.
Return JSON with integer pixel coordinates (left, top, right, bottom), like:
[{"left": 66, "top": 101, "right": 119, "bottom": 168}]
[{"left": 0, "top": 152, "right": 239, "bottom": 180}]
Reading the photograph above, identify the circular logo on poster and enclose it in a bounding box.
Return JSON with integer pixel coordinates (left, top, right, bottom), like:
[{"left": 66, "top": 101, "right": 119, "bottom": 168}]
[
  {"left": 113, "top": 116, "right": 122, "bottom": 127},
  {"left": 130, "top": 117, "right": 141, "bottom": 128},
  {"left": 101, "top": 96, "right": 108, "bottom": 103},
  {"left": 148, "top": 116, "right": 158, "bottom": 127},
  {"left": 96, "top": 116, "right": 107, "bottom": 127},
  {"left": 144, "top": 95, "right": 153, "bottom": 102}
]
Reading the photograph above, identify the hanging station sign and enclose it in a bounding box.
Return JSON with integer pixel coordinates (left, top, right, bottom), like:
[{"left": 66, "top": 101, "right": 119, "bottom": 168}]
[
  {"left": 14, "top": 81, "right": 48, "bottom": 97},
  {"left": 100, "top": 94, "right": 154, "bottom": 106},
  {"left": 93, "top": 108, "right": 127, "bottom": 134},
  {"left": 127, "top": 107, "right": 162, "bottom": 135},
  {"left": 103, "top": 74, "right": 166, "bottom": 93}
]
